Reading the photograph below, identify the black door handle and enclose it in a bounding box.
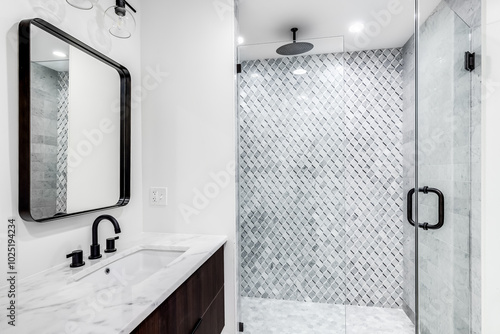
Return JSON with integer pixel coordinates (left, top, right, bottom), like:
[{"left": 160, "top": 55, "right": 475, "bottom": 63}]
[
  {"left": 406, "top": 186, "right": 445, "bottom": 230},
  {"left": 407, "top": 188, "right": 416, "bottom": 227}
]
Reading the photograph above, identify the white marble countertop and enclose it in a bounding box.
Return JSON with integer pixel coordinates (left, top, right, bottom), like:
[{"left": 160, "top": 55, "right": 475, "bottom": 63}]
[{"left": 0, "top": 233, "right": 227, "bottom": 334}]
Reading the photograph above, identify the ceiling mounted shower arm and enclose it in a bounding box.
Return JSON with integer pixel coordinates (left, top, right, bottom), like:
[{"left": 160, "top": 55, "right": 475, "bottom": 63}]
[
  {"left": 291, "top": 27, "right": 298, "bottom": 43},
  {"left": 276, "top": 27, "right": 314, "bottom": 56}
]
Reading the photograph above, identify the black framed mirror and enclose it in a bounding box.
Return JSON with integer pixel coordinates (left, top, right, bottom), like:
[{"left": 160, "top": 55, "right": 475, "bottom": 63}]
[{"left": 19, "top": 18, "right": 131, "bottom": 222}]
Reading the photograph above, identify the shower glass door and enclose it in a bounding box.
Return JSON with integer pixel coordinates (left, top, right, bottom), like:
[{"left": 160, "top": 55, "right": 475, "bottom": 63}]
[
  {"left": 237, "top": 51, "right": 348, "bottom": 333},
  {"left": 416, "top": 2, "right": 472, "bottom": 333}
]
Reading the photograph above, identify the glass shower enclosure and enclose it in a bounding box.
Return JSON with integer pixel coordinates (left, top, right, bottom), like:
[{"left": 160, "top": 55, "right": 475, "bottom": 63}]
[
  {"left": 236, "top": 0, "right": 478, "bottom": 333},
  {"left": 413, "top": 1, "right": 478, "bottom": 333}
]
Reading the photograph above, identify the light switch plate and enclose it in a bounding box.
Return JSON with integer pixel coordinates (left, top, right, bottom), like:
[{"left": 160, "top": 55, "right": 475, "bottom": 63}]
[{"left": 150, "top": 187, "right": 167, "bottom": 206}]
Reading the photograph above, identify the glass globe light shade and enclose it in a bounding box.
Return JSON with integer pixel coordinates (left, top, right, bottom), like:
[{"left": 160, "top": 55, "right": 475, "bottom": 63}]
[
  {"left": 104, "top": 5, "right": 136, "bottom": 39},
  {"left": 66, "top": 0, "right": 94, "bottom": 10}
]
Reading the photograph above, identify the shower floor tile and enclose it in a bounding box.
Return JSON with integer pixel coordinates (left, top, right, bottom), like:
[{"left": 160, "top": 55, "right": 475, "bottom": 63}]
[{"left": 241, "top": 297, "right": 415, "bottom": 334}]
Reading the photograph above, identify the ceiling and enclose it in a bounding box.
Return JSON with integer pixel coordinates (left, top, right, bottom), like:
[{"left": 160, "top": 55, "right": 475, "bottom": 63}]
[
  {"left": 238, "top": 0, "right": 442, "bottom": 61},
  {"left": 31, "top": 25, "right": 70, "bottom": 72}
]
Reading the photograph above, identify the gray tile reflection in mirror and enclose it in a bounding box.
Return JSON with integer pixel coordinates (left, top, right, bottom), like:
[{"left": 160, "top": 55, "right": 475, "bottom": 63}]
[{"left": 30, "top": 62, "right": 69, "bottom": 220}]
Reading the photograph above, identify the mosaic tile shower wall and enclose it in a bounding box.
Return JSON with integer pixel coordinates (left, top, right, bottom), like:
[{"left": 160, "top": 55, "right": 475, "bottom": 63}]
[
  {"left": 30, "top": 65, "right": 69, "bottom": 219},
  {"left": 239, "top": 53, "right": 347, "bottom": 304},
  {"left": 239, "top": 49, "right": 404, "bottom": 307},
  {"left": 56, "top": 71, "right": 69, "bottom": 214},
  {"left": 343, "top": 50, "right": 404, "bottom": 307}
]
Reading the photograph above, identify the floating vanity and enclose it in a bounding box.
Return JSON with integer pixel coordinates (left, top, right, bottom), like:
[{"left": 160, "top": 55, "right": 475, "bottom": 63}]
[{"left": 0, "top": 233, "right": 227, "bottom": 333}]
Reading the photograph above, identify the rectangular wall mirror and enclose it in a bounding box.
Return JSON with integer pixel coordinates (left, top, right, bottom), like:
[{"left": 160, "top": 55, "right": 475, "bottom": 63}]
[{"left": 19, "top": 18, "right": 131, "bottom": 222}]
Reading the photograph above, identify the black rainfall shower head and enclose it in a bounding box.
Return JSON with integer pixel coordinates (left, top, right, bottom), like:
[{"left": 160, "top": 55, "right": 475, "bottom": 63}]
[{"left": 276, "top": 28, "right": 314, "bottom": 56}]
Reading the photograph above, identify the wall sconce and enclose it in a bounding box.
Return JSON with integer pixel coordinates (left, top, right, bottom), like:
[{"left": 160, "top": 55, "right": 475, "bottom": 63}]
[
  {"left": 66, "top": 0, "right": 137, "bottom": 39},
  {"left": 104, "top": 0, "right": 137, "bottom": 39}
]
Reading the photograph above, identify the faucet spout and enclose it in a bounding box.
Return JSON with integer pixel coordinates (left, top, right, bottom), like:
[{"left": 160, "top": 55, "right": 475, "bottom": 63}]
[{"left": 89, "top": 215, "right": 121, "bottom": 260}]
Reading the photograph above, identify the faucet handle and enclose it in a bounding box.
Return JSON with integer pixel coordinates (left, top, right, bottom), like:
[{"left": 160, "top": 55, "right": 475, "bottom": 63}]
[
  {"left": 66, "top": 250, "right": 85, "bottom": 268},
  {"left": 104, "top": 236, "right": 119, "bottom": 253}
]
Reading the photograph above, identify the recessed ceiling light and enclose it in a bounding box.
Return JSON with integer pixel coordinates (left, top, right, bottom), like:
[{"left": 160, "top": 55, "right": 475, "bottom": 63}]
[
  {"left": 292, "top": 68, "right": 307, "bottom": 75},
  {"left": 238, "top": 36, "right": 245, "bottom": 45},
  {"left": 349, "top": 22, "right": 365, "bottom": 33},
  {"left": 251, "top": 73, "right": 259, "bottom": 78},
  {"left": 53, "top": 51, "right": 67, "bottom": 58}
]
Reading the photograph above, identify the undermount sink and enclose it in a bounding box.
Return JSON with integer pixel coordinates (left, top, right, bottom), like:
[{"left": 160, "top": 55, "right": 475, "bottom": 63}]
[{"left": 73, "top": 247, "right": 185, "bottom": 287}]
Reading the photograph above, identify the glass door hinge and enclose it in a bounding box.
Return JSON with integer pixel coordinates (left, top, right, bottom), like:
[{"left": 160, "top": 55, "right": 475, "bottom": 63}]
[{"left": 465, "top": 51, "right": 475, "bottom": 72}]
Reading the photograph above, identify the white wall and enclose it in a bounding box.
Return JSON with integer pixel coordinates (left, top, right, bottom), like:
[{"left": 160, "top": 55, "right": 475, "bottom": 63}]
[
  {"left": 0, "top": 0, "right": 143, "bottom": 279},
  {"left": 140, "top": 0, "right": 237, "bottom": 332},
  {"left": 482, "top": 0, "right": 500, "bottom": 331},
  {"left": 67, "top": 45, "right": 120, "bottom": 212}
]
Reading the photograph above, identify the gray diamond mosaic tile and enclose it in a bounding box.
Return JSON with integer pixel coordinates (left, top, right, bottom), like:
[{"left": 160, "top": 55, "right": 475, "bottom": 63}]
[
  {"left": 56, "top": 71, "right": 69, "bottom": 214},
  {"left": 344, "top": 49, "right": 404, "bottom": 308},
  {"left": 239, "top": 49, "right": 404, "bottom": 308}
]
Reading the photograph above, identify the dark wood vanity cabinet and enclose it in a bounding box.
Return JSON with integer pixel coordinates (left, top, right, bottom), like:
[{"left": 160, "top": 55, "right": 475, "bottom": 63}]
[{"left": 132, "top": 247, "right": 225, "bottom": 334}]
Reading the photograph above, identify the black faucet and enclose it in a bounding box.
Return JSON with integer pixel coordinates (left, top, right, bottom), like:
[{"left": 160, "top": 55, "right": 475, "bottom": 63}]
[{"left": 89, "top": 215, "right": 121, "bottom": 260}]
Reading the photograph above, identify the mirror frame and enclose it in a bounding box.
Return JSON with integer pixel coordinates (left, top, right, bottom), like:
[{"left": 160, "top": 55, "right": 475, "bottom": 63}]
[{"left": 18, "top": 18, "right": 131, "bottom": 223}]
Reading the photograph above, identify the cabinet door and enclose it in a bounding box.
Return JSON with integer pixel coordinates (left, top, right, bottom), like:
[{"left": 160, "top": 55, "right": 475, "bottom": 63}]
[
  {"left": 131, "top": 308, "right": 161, "bottom": 334},
  {"left": 132, "top": 247, "right": 225, "bottom": 334},
  {"left": 195, "top": 288, "right": 225, "bottom": 334},
  {"left": 163, "top": 247, "right": 224, "bottom": 333},
  {"left": 162, "top": 272, "right": 203, "bottom": 333}
]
